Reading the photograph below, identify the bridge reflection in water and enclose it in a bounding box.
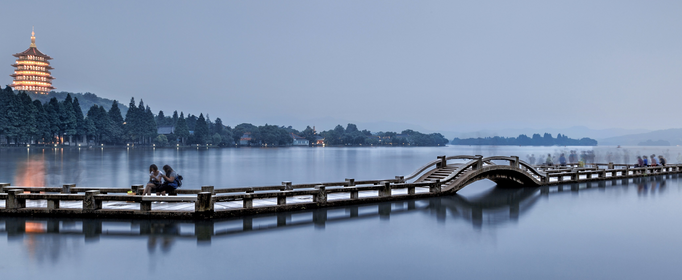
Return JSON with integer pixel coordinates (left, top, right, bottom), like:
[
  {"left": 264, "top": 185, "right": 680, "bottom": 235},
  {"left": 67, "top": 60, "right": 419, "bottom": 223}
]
[{"left": 0, "top": 174, "right": 674, "bottom": 253}]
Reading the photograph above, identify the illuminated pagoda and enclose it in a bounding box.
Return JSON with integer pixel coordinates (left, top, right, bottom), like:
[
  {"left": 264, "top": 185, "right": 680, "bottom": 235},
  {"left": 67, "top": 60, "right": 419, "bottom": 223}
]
[{"left": 10, "top": 28, "right": 55, "bottom": 94}]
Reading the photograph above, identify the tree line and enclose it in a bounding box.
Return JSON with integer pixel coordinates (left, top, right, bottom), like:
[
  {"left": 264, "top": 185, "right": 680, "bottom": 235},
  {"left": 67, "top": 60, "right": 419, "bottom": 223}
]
[
  {"left": 450, "top": 133, "right": 598, "bottom": 146},
  {"left": 0, "top": 86, "right": 227, "bottom": 146},
  {"left": 0, "top": 86, "right": 450, "bottom": 147}
]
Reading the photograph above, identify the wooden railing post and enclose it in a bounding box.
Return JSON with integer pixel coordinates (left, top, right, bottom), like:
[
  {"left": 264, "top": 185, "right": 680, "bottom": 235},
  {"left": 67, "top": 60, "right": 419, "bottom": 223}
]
[
  {"left": 6, "top": 189, "right": 25, "bottom": 209},
  {"left": 608, "top": 162, "right": 614, "bottom": 169},
  {"left": 140, "top": 200, "right": 152, "bottom": 211},
  {"left": 313, "top": 185, "right": 327, "bottom": 204},
  {"left": 282, "top": 181, "right": 293, "bottom": 191},
  {"left": 84, "top": 190, "right": 101, "bottom": 211},
  {"left": 195, "top": 192, "right": 214, "bottom": 212},
  {"left": 511, "top": 156, "right": 519, "bottom": 168},
  {"left": 345, "top": 178, "right": 355, "bottom": 187},
  {"left": 437, "top": 155, "right": 447, "bottom": 168},
  {"left": 378, "top": 181, "right": 391, "bottom": 197},
  {"left": 408, "top": 184, "right": 416, "bottom": 195},
  {"left": 47, "top": 198, "right": 60, "bottom": 210},
  {"left": 474, "top": 155, "right": 483, "bottom": 170},
  {"left": 243, "top": 189, "right": 254, "bottom": 208},
  {"left": 201, "top": 186, "right": 215, "bottom": 194},
  {"left": 395, "top": 176, "right": 405, "bottom": 183},
  {"left": 0, "top": 183, "right": 9, "bottom": 193},
  {"left": 430, "top": 180, "right": 441, "bottom": 193},
  {"left": 350, "top": 189, "right": 359, "bottom": 200},
  {"left": 243, "top": 197, "right": 253, "bottom": 209},
  {"left": 277, "top": 193, "right": 287, "bottom": 205},
  {"left": 62, "top": 184, "right": 75, "bottom": 194}
]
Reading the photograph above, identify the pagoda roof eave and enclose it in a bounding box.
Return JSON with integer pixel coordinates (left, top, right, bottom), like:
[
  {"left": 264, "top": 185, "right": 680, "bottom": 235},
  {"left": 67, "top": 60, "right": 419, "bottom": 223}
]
[
  {"left": 12, "top": 47, "right": 53, "bottom": 59},
  {"left": 10, "top": 74, "right": 55, "bottom": 79}
]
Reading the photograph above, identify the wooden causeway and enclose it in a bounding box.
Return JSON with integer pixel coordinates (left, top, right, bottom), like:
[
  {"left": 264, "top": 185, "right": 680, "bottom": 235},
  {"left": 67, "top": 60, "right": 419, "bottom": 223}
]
[{"left": 1, "top": 155, "right": 679, "bottom": 220}]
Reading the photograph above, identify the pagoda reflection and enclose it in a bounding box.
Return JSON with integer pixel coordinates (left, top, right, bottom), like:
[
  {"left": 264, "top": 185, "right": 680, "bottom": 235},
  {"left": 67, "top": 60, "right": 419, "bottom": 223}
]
[{"left": 14, "top": 155, "right": 46, "bottom": 187}]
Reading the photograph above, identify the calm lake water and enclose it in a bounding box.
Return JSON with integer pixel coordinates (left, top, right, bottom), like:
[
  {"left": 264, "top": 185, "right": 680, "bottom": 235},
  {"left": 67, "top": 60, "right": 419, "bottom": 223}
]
[{"left": 1, "top": 146, "right": 682, "bottom": 279}]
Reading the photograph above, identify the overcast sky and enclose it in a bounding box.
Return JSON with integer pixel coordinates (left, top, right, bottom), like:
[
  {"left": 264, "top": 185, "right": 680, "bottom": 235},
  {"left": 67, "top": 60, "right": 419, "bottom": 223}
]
[{"left": 2, "top": 0, "right": 681, "bottom": 133}]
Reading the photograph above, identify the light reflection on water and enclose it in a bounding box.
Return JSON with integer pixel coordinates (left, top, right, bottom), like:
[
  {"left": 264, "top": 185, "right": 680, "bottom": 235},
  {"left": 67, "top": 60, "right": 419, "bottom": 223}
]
[
  {"left": 2, "top": 147, "right": 682, "bottom": 279},
  {"left": 1, "top": 174, "right": 682, "bottom": 279},
  {"left": 2, "top": 145, "right": 682, "bottom": 189}
]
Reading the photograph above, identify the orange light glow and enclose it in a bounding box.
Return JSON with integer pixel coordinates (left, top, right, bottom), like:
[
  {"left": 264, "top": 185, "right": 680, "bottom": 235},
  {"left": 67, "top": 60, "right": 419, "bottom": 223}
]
[
  {"left": 12, "top": 81, "right": 52, "bottom": 86},
  {"left": 15, "top": 60, "right": 49, "bottom": 66},
  {"left": 13, "top": 71, "right": 51, "bottom": 76},
  {"left": 14, "top": 157, "right": 46, "bottom": 187},
  {"left": 25, "top": 222, "right": 46, "bottom": 233}
]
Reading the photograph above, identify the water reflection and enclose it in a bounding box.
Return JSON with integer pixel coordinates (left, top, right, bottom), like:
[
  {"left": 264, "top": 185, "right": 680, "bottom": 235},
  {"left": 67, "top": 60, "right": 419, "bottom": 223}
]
[
  {"left": 14, "top": 154, "right": 46, "bottom": 187},
  {"left": 4, "top": 146, "right": 682, "bottom": 190},
  {"left": 2, "top": 174, "right": 677, "bottom": 262}
]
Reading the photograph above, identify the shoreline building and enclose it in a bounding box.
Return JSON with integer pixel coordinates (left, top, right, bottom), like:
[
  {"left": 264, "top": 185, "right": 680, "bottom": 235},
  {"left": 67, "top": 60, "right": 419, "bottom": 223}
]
[{"left": 10, "top": 29, "right": 55, "bottom": 94}]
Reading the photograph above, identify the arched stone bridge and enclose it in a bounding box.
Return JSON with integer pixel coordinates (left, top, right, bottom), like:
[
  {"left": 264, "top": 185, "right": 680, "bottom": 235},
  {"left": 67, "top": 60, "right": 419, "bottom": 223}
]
[
  {"left": 404, "top": 155, "right": 546, "bottom": 193},
  {"left": 403, "top": 155, "right": 682, "bottom": 194}
]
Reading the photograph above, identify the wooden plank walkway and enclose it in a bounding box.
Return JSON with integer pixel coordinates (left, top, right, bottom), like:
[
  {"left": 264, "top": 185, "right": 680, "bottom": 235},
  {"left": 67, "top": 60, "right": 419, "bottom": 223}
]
[
  {"left": 2, "top": 174, "right": 672, "bottom": 241},
  {"left": 1, "top": 154, "right": 680, "bottom": 220}
]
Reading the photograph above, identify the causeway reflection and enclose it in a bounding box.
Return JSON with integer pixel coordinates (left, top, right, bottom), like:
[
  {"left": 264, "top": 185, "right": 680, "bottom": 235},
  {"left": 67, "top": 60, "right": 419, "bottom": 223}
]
[{"left": 0, "top": 174, "right": 676, "bottom": 260}]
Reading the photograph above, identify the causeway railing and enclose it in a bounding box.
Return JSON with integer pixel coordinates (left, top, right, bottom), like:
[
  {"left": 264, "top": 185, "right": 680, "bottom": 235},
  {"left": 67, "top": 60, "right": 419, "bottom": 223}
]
[{"left": 1, "top": 155, "right": 681, "bottom": 220}]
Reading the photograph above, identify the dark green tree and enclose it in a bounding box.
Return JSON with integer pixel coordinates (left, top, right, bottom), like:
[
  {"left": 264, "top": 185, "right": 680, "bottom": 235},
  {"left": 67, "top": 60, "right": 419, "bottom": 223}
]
[
  {"left": 124, "top": 97, "right": 139, "bottom": 143},
  {"left": 172, "top": 111, "right": 179, "bottom": 127},
  {"left": 108, "top": 101, "right": 125, "bottom": 144},
  {"left": 174, "top": 112, "right": 190, "bottom": 145},
  {"left": 194, "top": 113, "right": 209, "bottom": 144},
  {"left": 72, "top": 97, "right": 86, "bottom": 144},
  {"left": 45, "top": 98, "right": 61, "bottom": 143},
  {"left": 60, "top": 94, "right": 78, "bottom": 144},
  {"left": 156, "top": 110, "right": 166, "bottom": 127},
  {"left": 18, "top": 93, "right": 38, "bottom": 144},
  {"left": 86, "top": 105, "right": 112, "bottom": 144},
  {"left": 33, "top": 100, "right": 52, "bottom": 143}
]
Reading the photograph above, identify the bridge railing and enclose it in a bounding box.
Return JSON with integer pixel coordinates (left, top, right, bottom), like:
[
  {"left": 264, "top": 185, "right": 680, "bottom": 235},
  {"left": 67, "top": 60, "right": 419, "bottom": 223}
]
[
  {"left": 2, "top": 157, "right": 682, "bottom": 219},
  {"left": 403, "top": 155, "right": 485, "bottom": 183},
  {"left": 0, "top": 179, "right": 447, "bottom": 217},
  {"left": 542, "top": 164, "right": 682, "bottom": 182}
]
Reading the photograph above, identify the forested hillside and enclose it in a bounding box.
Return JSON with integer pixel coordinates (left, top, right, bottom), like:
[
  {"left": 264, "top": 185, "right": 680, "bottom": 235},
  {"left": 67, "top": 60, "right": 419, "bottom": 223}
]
[
  {"left": 27, "top": 91, "right": 128, "bottom": 117},
  {"left": 1, "top": 87, "right": 449, "bottom": 147}
]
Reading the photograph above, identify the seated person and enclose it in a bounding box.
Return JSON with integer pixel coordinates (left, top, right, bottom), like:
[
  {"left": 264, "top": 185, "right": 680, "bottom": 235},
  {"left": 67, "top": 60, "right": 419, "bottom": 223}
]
[
  {"left": 157, "top": 165, "right": 179, "bottom": 196},
  {"left": 143, "top": 164, "right": 163, "bottom": 195}
]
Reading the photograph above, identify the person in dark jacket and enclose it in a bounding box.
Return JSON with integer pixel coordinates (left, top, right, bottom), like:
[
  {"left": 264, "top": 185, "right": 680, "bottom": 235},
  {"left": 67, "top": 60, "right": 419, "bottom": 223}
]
[{"left": 157, "top": 165, "right": 179, "bottom": 196}]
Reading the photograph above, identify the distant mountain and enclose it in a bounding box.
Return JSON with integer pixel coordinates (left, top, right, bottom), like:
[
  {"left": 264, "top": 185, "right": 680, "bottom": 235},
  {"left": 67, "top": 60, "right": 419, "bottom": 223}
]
[
  {"left": 28, "top": 91, "right": 128, "bottom": 117},
  {"left": 599, "top": 128, "right": 682, "bottom": 146},
  {"left": 453, "top": 126, "right": 651, "bottom": 140}
]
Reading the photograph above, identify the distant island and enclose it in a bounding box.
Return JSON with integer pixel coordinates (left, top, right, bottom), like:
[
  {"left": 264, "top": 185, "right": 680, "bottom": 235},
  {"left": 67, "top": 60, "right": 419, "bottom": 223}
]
[
  {"left": 637, "top": 139, "right": 670, "bottom": 146},
  {"left": 0, "top": 87, "right": 448, "bottom": 147},
  {"left": 451, "top": 133, "right": 597, "bottom": 146}
]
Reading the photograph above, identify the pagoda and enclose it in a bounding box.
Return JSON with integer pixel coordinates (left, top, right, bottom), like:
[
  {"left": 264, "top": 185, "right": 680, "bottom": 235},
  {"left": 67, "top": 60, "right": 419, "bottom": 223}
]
[{"left": 10, "top": 28, "right": 55, "bottom": 94}]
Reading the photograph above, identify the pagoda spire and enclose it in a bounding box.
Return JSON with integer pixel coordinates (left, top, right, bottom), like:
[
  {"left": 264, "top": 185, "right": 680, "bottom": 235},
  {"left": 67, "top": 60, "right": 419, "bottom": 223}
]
[{"left": 30, "top": 27, "right": 36, "bottom": 48}]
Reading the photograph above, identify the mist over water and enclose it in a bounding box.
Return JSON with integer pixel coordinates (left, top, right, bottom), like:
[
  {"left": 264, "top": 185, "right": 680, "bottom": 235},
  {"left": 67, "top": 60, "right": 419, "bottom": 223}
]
[
  {"left": 2, "top": 145, "right": 681, "bottom": 189},
  {"left": 2, "top": 147, "right": 682, "bottom": 279}
]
